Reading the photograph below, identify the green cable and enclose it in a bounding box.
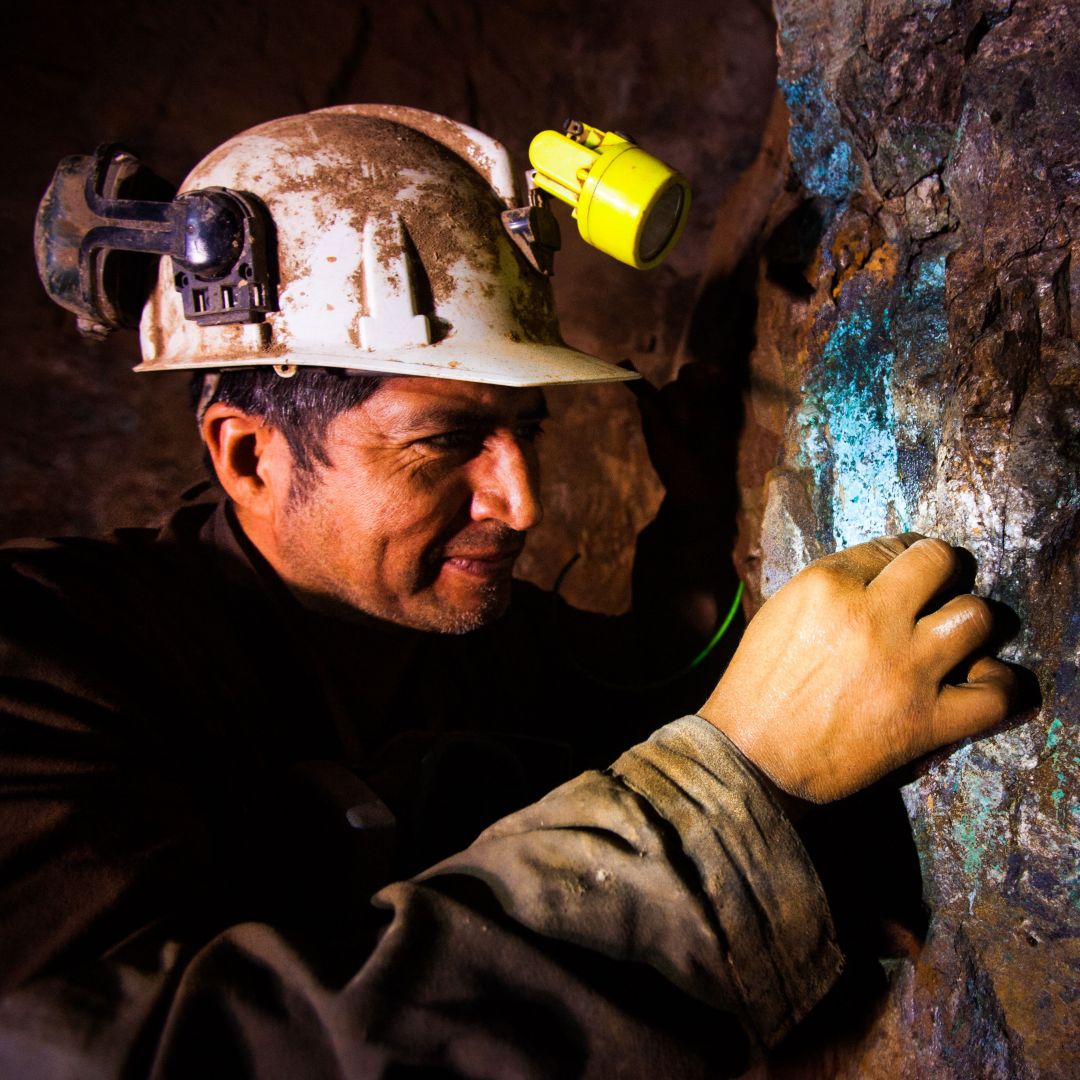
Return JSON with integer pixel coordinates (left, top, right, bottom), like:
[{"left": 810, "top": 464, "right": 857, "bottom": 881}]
[
  {"left": 686, "top": 578, "right": 745, "bottom": 671},
  {"left": 553, "top": 564, "right": 746, "bottom": 691}
]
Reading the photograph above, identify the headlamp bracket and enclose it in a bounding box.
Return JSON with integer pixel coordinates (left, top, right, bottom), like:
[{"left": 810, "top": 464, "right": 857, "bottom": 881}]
[
  {"left": 34, "top": 144, "right": 277, "bottom": 338},
  {"left": 501, "top": 175, "right": 561, "bottom": 277}
]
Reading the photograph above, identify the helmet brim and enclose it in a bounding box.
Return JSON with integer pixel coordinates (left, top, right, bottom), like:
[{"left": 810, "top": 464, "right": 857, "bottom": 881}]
[{"left": 136, "top": 338, "right": 640, "bottom": 388}]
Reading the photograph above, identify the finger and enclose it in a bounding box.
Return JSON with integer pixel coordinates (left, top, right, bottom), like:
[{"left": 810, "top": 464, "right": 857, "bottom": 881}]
[
  {"left": 915, "top": 593, "right": 994, "bottom": 677},
  {"left": 822, "top": 532, "right": 926, "bottom": 586},
  {"left": 867, "top": 537, "right": 961, "bottom": 614},
  {"left": 930, "top": 656, "right": 1017, "bottom": 749}
]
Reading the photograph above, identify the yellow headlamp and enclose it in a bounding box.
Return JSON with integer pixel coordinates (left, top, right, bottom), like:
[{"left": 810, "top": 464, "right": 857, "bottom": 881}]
[{"left": 528, "top": 120, "right": 691, "bottom": 270}]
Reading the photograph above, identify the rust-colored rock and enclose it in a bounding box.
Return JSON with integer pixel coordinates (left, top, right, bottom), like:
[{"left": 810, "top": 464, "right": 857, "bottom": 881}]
[{"left": 715, "top": 1, "right": 1079, "bottom": 1074}]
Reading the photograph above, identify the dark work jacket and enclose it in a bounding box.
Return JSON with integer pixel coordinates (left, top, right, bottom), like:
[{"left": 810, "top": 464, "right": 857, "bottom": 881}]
[{"left": 0, "top": 498, "right": 842, "bottom": 1078}]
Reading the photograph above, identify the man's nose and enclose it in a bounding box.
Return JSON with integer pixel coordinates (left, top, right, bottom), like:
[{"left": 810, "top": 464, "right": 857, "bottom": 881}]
[{"left": 469, "top": 433, "right": 543, "bottom": 531}]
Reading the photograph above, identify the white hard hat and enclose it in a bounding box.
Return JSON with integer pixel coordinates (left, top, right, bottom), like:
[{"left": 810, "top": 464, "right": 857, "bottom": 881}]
[{"left": 137, "top": 105, "right": 635, "bottom": 388}]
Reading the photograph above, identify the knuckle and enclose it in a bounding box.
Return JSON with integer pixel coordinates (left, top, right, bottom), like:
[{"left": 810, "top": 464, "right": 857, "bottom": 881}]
[
  {"left": 895, "top": 530, "right": 926, "bottom": 545},
  {"left": 963, "top": 680, "right": 1011, "bottom": 729},
  {"left": 931, "top": 594, "right": 993, "bottom": 642},
  {"left": 797, "top": 560, "right": 850, "bottom": 598},
  {"left": 969, "top": 654, "right": 1002, "bottom": 680},
  {"left": 868, "top": 535, "right": 910, "bottom": 560},
  {"left": 970, "top": 657, "right": 1015, "bottom": 707},
  {"left": 912, "top": 536, "right": 957, "bottom": 570},
  {"left": 798, "top": 560, "right": 833, "bottom": 584},
  {"left": 923, "top": 594, "right": 993, "bottom": 647},
  {"left": 960, "top": 595, "right": 993, "bottom": 634}
]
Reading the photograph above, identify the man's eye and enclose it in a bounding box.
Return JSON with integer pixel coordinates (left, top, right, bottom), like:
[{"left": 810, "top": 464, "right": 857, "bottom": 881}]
[
  {"left": 421, "top": 430, "right": 481, "bottom": 452},
  {"left": 515, "top": 421, "right": 546, "bottom": 444},
  {"left": 418, "top": 423, "right": 544, "bottom": 452}
]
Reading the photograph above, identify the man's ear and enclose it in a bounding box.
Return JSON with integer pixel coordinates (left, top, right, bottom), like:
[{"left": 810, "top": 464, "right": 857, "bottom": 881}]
[{"left": 200, "top": 403, "right": 290, "bottom": 519}]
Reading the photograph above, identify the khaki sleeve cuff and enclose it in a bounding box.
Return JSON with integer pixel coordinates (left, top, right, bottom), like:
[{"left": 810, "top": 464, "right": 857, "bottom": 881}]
[{"left": 609, "top": 715, "right": 843, "bottom": 1045}]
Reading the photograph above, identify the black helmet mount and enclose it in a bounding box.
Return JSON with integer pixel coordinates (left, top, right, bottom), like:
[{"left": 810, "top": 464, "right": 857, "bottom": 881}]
[{"left": 34, "top": 144, "right": 276, "bottom": 338}]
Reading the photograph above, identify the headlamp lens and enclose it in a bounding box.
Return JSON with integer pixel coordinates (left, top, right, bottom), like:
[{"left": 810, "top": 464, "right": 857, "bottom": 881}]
[{"left": 638, "top": 183, "right": 685, "bottom": 264}]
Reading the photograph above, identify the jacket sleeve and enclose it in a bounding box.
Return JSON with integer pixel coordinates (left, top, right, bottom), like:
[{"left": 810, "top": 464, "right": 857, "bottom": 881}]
[{"left": 0, "top": 716, "right": 842, "bottom": 1079}]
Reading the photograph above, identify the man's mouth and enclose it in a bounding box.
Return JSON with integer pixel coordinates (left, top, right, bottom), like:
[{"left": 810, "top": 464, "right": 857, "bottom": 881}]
[
  {"left": 440, "top": 545, "right": 524, "bottom": 579},
  {"left": 437, "top": 526, "right": 526, "bottom": 581}
]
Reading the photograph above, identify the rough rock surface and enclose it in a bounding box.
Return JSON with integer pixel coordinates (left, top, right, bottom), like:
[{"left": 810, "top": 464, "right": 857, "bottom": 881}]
[{"left": 723, "top": 1, "right": 1079, "bottom": 1074}]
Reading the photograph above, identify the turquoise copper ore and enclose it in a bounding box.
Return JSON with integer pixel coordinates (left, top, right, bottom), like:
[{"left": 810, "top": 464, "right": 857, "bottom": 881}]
[{"left": 759, "top": 0, "right": 1080, "bottom": 1071}]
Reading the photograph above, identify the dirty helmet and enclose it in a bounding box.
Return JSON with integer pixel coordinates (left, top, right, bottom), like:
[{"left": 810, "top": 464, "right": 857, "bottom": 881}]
[{"left": 136, "top": 105, "right": 634, "bottom": 387}]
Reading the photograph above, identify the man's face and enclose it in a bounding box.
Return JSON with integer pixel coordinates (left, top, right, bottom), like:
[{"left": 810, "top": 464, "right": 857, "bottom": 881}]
[{"left": 268, "top": 377, "right": 547, "bottom": 633}]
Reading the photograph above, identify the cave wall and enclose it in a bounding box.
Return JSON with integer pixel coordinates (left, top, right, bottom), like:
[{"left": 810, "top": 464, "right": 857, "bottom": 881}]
[
  {"left": 1, "top": 0, "right": 776, "bottom": 614},
  {"left": 721, "top": 0, "right": 1078, "bottom": 1074}
]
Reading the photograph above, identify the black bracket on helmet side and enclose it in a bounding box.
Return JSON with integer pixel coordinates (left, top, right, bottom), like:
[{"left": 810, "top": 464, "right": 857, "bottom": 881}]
[{"left": 34, "top": 144, "right": 277, "bottom": 338}]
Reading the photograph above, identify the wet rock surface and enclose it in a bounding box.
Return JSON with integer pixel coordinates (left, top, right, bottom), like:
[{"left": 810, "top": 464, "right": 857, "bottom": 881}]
[{"left": 724, "top": 0, "right": 1078, "bottom": 1074}]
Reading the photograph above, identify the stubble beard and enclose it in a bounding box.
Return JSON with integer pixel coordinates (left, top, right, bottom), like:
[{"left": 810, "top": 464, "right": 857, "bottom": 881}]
[
  {"left": 430, "top": 577, "right": 510, "bottom": 635},
  {"left": 285, "top": 553, "right": 511, "bottom": 635},
  {"left": 414, "top": 521, "right": 523, "bottom": 634}
]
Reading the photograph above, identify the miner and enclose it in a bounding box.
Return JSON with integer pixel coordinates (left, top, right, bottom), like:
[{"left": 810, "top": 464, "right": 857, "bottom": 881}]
[{"left": 0, "top": 106, "right": 1018, "bottom": 1077}]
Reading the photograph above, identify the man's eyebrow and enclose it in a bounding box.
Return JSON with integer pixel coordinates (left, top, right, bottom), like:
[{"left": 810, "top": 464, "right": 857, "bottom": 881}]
[{"left": 401, "top": 400, "right": 550, "bottom": 431}]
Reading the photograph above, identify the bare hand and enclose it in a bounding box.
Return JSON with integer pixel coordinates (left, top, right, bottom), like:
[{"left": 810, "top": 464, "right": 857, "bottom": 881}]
[{"left": 698, "top": 535, "right": 1019, "bottom": 803}]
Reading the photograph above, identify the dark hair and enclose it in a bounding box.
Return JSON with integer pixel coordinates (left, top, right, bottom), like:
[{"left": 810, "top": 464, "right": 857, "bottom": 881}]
[{"left": 192, "top": 366, "right": 384, "bottom": 494}]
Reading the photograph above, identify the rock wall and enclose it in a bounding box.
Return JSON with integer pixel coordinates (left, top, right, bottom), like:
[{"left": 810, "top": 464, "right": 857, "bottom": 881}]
[{"left": 718, "top": 1, "right": 1078, "bottom": 1074}]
